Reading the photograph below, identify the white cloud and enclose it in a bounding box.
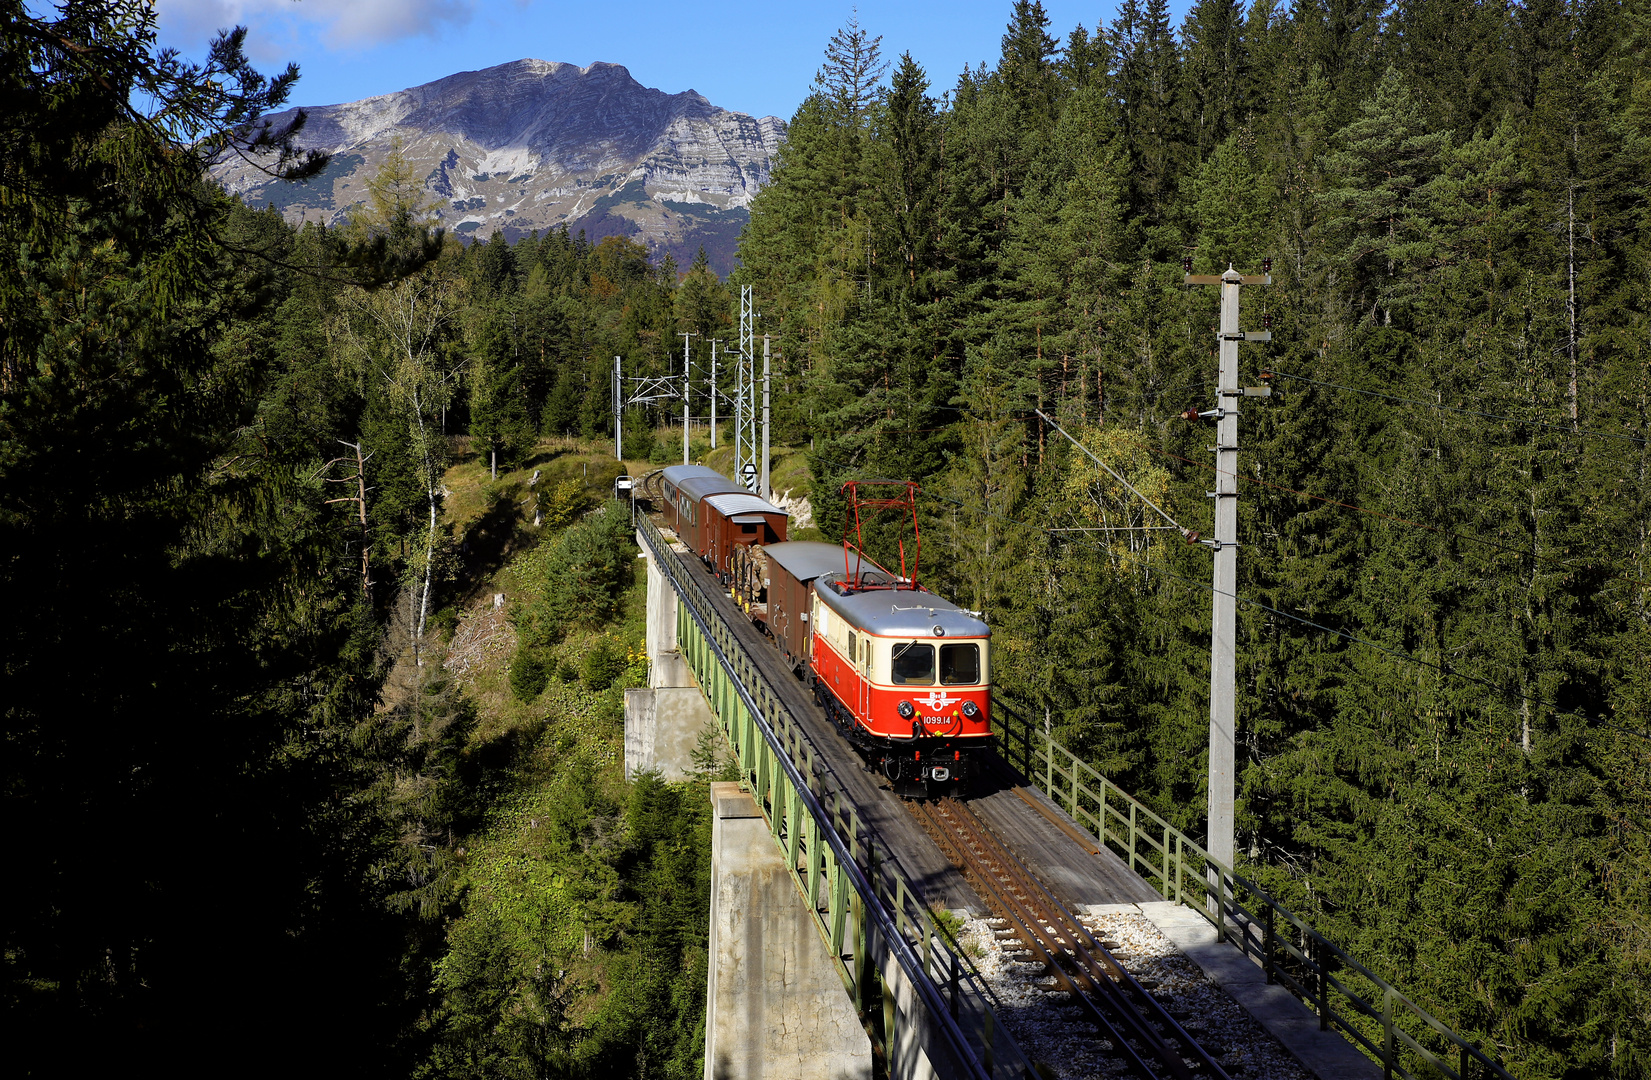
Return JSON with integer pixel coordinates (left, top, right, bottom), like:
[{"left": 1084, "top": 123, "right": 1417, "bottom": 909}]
[
  {"left": 325, "top": 0, "right": 473, "bottom": 46},
  {"left": 154, "top": 0, "right": 258, "bottom": 46},
  {"left": 156, "top": 0, "right": 475, "bottom": 50}
]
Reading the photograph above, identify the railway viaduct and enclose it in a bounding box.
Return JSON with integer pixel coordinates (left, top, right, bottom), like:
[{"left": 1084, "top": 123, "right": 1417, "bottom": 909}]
[{"left": 622, "top": 509, "right": 1506, "bottom": 1080}]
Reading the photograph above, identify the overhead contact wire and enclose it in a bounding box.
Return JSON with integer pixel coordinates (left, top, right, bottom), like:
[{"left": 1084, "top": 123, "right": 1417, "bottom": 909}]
[
  {"left": 1115, "top": 431, "right": 1645, "bottom": 589},
  {"left": 1034, "top": 409, "right": 1200, "bottom": 543},
  {"left": 1009, "top": 403, "right": 1640, "bottom": 591},
  {"left": 906, "top": 470, "right": 1651, "bottom": 745}
]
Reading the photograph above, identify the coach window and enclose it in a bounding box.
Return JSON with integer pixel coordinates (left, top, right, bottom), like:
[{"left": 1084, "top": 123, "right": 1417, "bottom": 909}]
[
  {"left": 940, "top": 643, "right": 980, "bottom": 685},
  {"left": 891, "top": 642, "right": 934, "bottom": 685}
]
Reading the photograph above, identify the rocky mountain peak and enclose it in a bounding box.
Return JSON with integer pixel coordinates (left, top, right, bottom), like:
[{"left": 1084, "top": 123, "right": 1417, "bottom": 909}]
[{"left": 214, "top": 59, "right": 785, "bottom": 274}]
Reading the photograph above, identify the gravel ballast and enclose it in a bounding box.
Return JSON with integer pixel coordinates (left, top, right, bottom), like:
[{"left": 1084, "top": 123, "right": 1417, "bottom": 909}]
[{"left": 954, "top": 908, "right": 1315, "bottom": 1080}]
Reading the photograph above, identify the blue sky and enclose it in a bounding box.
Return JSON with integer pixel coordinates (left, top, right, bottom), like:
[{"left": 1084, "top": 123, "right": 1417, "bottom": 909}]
[{"left": 153, "top": 1, "right": 1193, "bottom": 121}]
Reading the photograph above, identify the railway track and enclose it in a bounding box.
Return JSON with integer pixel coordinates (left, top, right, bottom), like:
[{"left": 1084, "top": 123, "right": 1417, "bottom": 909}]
[{"left": 912, "top": 796, "right": 1233, "bottom": 1080}]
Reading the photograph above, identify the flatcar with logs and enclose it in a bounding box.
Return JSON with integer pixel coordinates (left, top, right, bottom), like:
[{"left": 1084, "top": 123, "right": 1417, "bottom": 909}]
[{"left": 657, "top": 465, "right": 992, "bottom": 797}]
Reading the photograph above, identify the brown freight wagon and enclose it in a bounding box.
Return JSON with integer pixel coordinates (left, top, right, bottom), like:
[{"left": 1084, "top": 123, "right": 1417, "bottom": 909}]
[
  {"left": 734, "top": 541, "right": 848, "bottom": 674},
  {"left": 702, "top": 491, "right": 788, "bottom": 582},
  {"left": 658, "top": 465, "right": 744, "bottom": 556}
]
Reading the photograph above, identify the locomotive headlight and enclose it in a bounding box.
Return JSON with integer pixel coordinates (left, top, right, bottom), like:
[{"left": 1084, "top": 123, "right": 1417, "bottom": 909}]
[
  {"left": 961, "top": 700, "right": 980, "bottom": 719},
  {"left": 897, "top": 700, "right": 915, "bottom": 720}
]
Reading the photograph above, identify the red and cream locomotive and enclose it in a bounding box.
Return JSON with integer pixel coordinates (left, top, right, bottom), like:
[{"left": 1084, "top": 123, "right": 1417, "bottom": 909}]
[
  {"left": 657, "top": 466, "right": 992, "bottom": 797},
  {"left": 806, "top": 557, "right": 992, "bottom": 796}
]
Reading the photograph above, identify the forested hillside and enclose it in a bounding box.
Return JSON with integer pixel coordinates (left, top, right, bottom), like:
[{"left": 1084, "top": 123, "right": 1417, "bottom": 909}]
[
  {"left": 7, "top": 1, "right": 1651, "bottom": 1077},
  {"left": 735, "top": 3, "right": 1651, "bottom": 1077},
  {"left": 3, "top": 5, "right": 721, "bottom": 1074}
]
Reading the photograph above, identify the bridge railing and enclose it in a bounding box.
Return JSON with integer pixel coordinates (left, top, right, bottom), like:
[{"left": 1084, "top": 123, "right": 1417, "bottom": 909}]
[
  {"left": 991, "top": 694, "right": 1513, "bottom": 1080},
  {"left": 638, "top": 513, "right": 1036, "bottom": 1080}
]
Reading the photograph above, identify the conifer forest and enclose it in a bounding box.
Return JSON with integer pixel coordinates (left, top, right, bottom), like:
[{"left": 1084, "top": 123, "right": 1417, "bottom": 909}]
[{"left": 4, "top": 1, "right": 1650, "bottom": 1078}]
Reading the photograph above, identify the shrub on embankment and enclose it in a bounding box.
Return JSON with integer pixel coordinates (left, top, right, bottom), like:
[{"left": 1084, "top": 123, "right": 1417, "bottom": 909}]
[
  {"left": 419, "top": 496, "right": 716, "bottom": 1078},
  {"left": 509, "top": 501, "right": 636, "bottom": 700}
]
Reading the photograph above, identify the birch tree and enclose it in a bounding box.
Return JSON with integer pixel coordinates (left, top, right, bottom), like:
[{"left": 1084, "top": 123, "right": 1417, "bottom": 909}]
[{"left": 332, "top": 270, "right": 464, "bottom": 666}]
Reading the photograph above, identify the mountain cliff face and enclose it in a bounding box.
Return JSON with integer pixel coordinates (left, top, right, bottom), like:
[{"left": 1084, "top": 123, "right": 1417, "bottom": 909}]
[{"left": 214, "top": 59, "right": 785, "bottom": 274}]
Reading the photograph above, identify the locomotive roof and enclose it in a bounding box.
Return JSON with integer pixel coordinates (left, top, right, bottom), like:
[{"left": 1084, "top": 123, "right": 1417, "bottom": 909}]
[
  {"left": 703, "top": 492, "right": 787, "bottom": 518},
  {"left": 814, "top": 578, "right": 990, "bottom": 639},
  {"left": 660, "top": 465, "right": 745, "bottom": 501},
  {"left": 763, "top": 541, "right": 853, "bottom": 582}
]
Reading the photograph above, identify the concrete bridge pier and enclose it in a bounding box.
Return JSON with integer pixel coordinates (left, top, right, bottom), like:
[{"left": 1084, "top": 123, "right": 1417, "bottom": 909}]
[
  {"left": 706, "top": 782, "right": 873, "bottom": 1080},
  {"left": 625, "top": 534, "right": 716, "bottom": 780}
]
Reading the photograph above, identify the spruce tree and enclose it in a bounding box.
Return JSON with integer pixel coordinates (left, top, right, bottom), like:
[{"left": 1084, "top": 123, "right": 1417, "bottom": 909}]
[
  {"left": 1387, "top": 0, "right": 1510, "bottom": 132},
  {"left": 1191, "top": 131, "right": 1272, "bottom": 271},
  {"left": 1314, "top": 66, "right": 1452, "bottom": 328},
  {"left": 1180, "top": 0, "right": 1252, "bottom": 162},
  {"left": 1112, "top": 0, "right": 1189, "bottom": 241},
  {"left": 1059, "top": 21, "right": 1111, "bottom": 91},
  {"left": 999, "top": 0, "right": 1062, "bottom": 126},
  {"left": 882, "top": 52, "right": 944, "bottom": 296},
  {"left": 815, "top": 10, "right": 889, "bottom": 124}
]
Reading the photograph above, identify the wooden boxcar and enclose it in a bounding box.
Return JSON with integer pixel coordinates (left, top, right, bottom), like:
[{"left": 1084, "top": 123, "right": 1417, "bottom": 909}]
[
  {"left": 702, "top": 491, "right": 788, "bottom": 581},
  {"left": 659, "top": 465, "right": 744, "bottom": 555},
  {"left": 734, "top": 541, "right": 846, "bottom": 673}
]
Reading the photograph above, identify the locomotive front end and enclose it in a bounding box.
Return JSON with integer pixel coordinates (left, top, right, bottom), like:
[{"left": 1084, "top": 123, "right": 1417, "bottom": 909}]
[
  {"left": 872, "top": 620, "right": 991, "bottom": 792},
  {"left": 811, "top": 581, "right": 993, "bottom": 797}
]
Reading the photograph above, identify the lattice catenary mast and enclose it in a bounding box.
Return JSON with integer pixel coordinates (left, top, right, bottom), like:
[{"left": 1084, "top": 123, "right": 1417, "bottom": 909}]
[
  {"left": 733, "top": 285, "right": 759, "bottom": 492},
  {"left": 612, "top": 357, "right": 680, "bottom": 461}
]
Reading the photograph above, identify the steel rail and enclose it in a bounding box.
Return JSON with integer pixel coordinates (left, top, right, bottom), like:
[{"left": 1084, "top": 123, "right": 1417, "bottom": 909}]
[
  {"left": 921, "top": 798, "right": 1182, "bottom": 1077},
  {"left": 915, "top": 799, "right": 1161, "bottom": 1078},
  {"left": 919, "top": 797, "right": 1233, "bottom": 1080},
  {"left": 635, "top": 512, "right": 1021, "bottom": 1080},
  {"left": 948, "top": 800, "right": 1227, "bottom": 1080}
]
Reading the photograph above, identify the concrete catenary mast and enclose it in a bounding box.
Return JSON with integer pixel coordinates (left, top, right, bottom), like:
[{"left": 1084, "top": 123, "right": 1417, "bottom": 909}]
[{"left": 1183, "top": 260, "right": 1271, "bottom": 907}]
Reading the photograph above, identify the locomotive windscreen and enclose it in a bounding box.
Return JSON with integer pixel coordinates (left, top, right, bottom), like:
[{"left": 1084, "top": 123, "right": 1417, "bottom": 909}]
[
  {"left": 940, "top": 643, "right": 980, "bottom": 685},
  {"left": 891, "top": 642, "right": 935, "bottom": 685}
]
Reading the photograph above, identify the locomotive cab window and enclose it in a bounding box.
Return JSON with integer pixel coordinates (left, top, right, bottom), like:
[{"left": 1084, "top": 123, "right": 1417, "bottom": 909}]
[
  {"left": 891, "top": 642, "right": 935, "bottom": 685},
  {"left": 940, "top": 643, "right": 980, "bottom": 685}
]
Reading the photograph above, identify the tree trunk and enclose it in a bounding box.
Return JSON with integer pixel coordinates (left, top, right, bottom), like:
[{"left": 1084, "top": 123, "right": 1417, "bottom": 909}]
[
  {"left": 1567, "top": 172, "right": 1578, "bottom": 429},
  {"left": 414, "top": 392, "right": 437, "bottom": 669}
]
